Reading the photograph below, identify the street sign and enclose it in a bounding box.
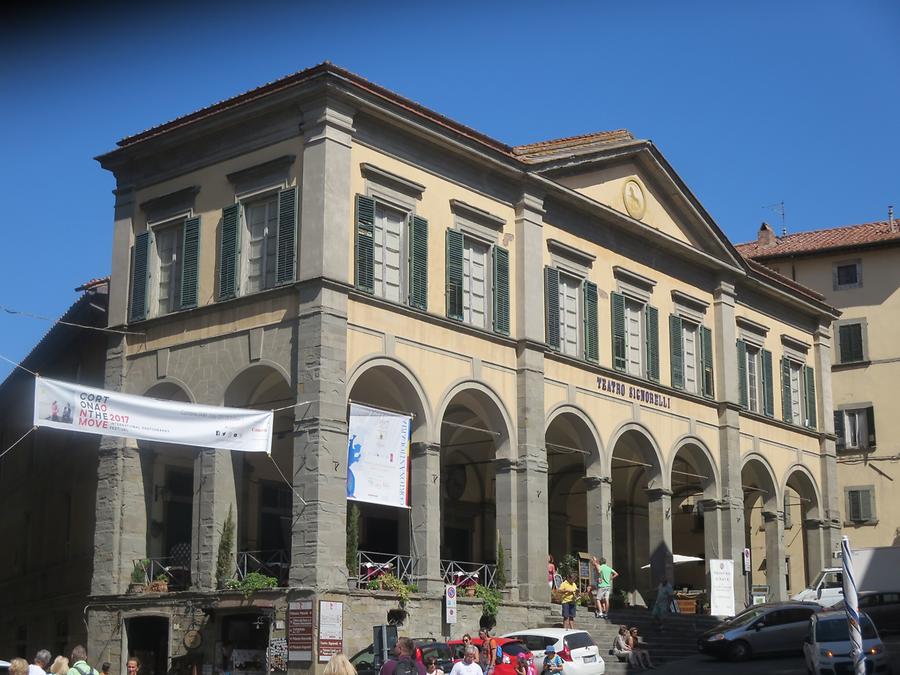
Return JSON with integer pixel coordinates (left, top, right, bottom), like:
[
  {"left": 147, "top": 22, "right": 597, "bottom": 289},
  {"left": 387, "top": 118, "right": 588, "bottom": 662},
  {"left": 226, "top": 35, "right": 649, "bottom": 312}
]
[
  {"left": 445, "top": 584, "right": 457, "bottom": 624},
  {"left": 743, "top": 548, "right": 751, "bottom": 573}
]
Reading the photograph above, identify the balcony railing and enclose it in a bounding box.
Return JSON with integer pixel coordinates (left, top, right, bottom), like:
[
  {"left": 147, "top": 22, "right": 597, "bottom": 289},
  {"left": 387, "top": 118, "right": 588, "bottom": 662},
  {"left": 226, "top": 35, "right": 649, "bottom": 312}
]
[
  {"left": 356, "top": 551, "right": 415, "bottom": 588},
  {"left": 234, "top": 550, "right": 290, "bottom": 586},
  {"left": 135, "top": 556, "right": 191, "bottom": 590},
  {"left": 441, "top": 559, "right": 498, "bottom": 589}
]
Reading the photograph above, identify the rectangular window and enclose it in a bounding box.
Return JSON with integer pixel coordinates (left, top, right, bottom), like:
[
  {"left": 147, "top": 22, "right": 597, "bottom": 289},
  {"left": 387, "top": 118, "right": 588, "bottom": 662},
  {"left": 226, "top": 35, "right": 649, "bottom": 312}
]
[
  {"left": 154, "top": 221, "right": 184, "bottom": 315},
  {"left": 833, "top": 260, "right": 862, "bottom": 290},
  {"left": 558, "top": 272, "right": 580, "bottom": 357},
  {"left": 838, "top": 407, "right": 875, "bottom": 450},
  {"left": 838, "top": 323, "right": 865, "bottom": 363},
  {"left": 625, "top": 298, "right": 643, "bottom": 376},
  {"left": 242, "top": 194, "right": 279, "bottom": 294},
  {"left": 846, "top": 486, "right": 875, "bottom": 523},
  {"left": 682, "top": 321, "right": 699, "bottom": 394},
  {"left": 373, "top": 202, "right": 405, "bottom": 303},
  {"left": 746, "top": 346, "right": 760, "bottom": 413},
  {"left": 463, "top": 237, "right": 489, "bottom": 329}
]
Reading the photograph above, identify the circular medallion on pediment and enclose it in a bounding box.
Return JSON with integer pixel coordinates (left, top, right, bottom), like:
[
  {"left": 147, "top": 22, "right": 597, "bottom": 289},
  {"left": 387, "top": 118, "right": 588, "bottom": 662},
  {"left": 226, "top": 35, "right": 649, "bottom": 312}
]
[{"left": 623, "top": 179, "right": 647, "bottom": 220}]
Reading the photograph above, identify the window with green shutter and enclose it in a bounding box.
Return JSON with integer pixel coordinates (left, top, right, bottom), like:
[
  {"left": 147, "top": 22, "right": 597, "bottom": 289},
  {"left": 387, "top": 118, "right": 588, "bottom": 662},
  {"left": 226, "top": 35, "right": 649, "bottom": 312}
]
[
  {"left": 866, "top": 406, "right": 876, "bottom": 447},
  {"left": 219, "top": 204, "right": 240, "bottom": 300},
  {"left": 355, "top": 194, "right": 375, "bottom": 293},
  {"left": 761, "top": 349, "right": 774, "bottom": 417},
  {"left": 736, "top": 339, "right": 748, "bottom": 409},
  {"left": 611, "top": 292, "right": 626, "bottom": 371},
  {"left": 838, "top": 323, "right": 865, "bottom": 363},
  {"left": 583, "top": 280, "right": 598, "bottom": 362},
  {"left": 834, "top": 410, "right": 846, "bottom": 450},
  {"left": 781, "top": 357, "right": 793, "bottom": 422},
  {"left": 130, "top": 231, "right": 151, "bottom": 322},
  {"left": 545, "top": 267, "right": 560, "bottom": 350},
  {"left": 700, "top": 325, "right": 714, "bottom": 398},
  {"left": 847, "top": 487, "right": 875, "bottom": 523},
  {"left": 446, "top": 229, "right": 464, "bottom": 320},
  {"left": 179, "top": 216, "right": 200, "bottom": 309},
  {"left": 670, "top": 315, "right": 684, "bottom": 390},
  {"left": 408, "top": 214, "right": 428, "bottom": 310},
  {"left": 804, "top": 365, "right": 816, "bottom": 429},
  {"left": 275, "top": 186, "right": 297, "bottom": 286},
  {"left": 492, "top": 245, "right": 509, "bottom": 335},
  {"left": 645, "top": 304, "right": 659, "bottom": 382}
]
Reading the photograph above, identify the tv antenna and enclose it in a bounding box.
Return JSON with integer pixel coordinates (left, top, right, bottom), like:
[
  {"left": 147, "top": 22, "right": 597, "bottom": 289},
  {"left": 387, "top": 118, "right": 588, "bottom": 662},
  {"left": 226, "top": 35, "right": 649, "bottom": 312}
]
[{"left": 763, "top": 201, "right": 786, "bottom": 236}]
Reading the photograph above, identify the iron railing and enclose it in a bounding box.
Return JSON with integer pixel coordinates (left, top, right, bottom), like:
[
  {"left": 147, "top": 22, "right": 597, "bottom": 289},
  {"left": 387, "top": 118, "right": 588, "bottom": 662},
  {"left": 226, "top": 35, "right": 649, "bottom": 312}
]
[
  {"left": 356, "top": 551, "right": 416, "bottom": 588},
  {"left": 133, "top": 557, "right": 191, "bottom": 590},
  {"left": 235, "top": 550, "right": 290, "bottom": 585},
  {"left": 440, "top": 559, "right": 498, "bottom": 589}
]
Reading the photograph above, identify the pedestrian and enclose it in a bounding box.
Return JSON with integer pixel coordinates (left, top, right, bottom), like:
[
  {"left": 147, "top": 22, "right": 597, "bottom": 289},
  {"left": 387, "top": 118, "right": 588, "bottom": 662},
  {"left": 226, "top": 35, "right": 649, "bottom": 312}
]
[
  {"left": 69, "top": 647, "right": 99, "bottom": 675},
  {"left": 547, "top": 555, "right": 556, "bottom": 589},
  {"left": 100, "top": 664, "right": 110, "bottom": 675},
  {"left": 49, "top": 657, "right": 69, "bottom": 675},
  {"left": 651, "top": 578, "right": 673, "bottom": 630},
  {"left": 627, "top": 627, "right": 655, "bottom": 669},
  {"left": 448, "top": 645, "right": 482, "bottom": 675},
  {"left": 11, "top": 660, "right": 29, "bottom": 675},
  {"left": 379, "top": 638, "right": 426, "bottom": 675},
  {"left": 540, "top": 646, "right": 563, "bottom": 675},
  {"left": 477, "top": 628, "right": 497, "bottom": 675},
  {"left": 514, "top": 653, "right": 535, "bottom": 675},
  {"left": 125, "top": 658, "right": 139, "bottom": 675},
  {"left": 558, "top": 573, "right": 578, "bottom": 630},
  {"left": 611, "top": 626, "right": 637, "bottom": 667},
  {"left": 323, "top": 654, "right": 356, "bottom": 675},
  {"left": 592, "top": 556, "right": 618, "bottom": 619},
  {"left": 424, "top": 656, "right": 444, "bottom": 675},
  {"left": 29, "top": 650, "right": 52, "bottom": 675}
]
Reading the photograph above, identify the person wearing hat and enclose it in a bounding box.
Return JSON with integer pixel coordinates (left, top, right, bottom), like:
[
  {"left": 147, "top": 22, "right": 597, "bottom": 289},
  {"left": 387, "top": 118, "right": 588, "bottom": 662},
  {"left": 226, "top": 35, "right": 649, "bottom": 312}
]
[
  {"left": 541, "top": 645, "right": 563, "bottom": 675},
  {"left": 514, "top": 653, "right": 535, "bottom": 675}
]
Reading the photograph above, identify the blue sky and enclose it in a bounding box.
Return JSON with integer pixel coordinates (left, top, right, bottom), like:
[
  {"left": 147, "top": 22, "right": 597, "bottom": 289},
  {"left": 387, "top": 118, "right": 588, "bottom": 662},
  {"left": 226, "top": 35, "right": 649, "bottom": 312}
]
[{"left": 1, "top": 0, "right": 898, "bottom": 380}]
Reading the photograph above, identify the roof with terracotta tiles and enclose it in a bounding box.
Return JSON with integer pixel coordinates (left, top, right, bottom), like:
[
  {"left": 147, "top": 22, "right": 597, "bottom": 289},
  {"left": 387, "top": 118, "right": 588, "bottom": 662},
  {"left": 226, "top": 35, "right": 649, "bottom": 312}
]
[
  {"left": 736, "top": 220, "right": 900, "bottom": 260},
  {"left": 511, "top": 129, "right": 638, "bottom": 161}
]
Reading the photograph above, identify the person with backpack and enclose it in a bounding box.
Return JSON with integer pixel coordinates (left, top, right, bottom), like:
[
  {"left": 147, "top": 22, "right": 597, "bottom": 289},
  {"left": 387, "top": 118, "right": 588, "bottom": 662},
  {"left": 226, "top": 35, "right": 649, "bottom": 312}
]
[
  {"left": 379, "top": 637, "right": 425, "bottom": 675},
  {"left": 477, "top": 629, "right": 498, "bottom": 675},
  {"left": 540, "top": 645, "right": 563, "bottom": 675},
  {"left": 69, "top": 647, "right": 99, "bottom": 675}
]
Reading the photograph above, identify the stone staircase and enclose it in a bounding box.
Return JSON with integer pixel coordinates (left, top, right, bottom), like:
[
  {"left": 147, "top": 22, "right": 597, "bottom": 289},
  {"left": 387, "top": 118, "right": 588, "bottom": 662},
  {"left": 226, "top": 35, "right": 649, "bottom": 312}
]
[{"left": 540, "top": 608, "right": 721, "bottom": 674}]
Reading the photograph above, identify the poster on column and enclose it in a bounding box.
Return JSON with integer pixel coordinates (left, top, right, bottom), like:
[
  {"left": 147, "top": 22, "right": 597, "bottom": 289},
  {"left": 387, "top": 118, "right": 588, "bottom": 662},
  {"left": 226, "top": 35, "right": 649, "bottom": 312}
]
[
  {"left": 33, "top": 376, "right": 273, "bottom": 453},
  {"left": 346, "top": 403, "right": 411, "bottom": 508},
  {"left": 317, "top": 601, "right": 343, "bottom": 662},
  {"left": 709, "top": 558, "right": 735, "bottom": 617}
]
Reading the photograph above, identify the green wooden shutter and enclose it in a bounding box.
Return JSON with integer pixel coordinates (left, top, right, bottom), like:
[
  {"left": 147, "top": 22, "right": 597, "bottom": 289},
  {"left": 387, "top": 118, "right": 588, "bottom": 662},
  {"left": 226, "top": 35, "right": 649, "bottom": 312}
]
[
  {"left": 700, "top": 325, "right": 714, "bottom": 398},
  {"left": 781, "top": 357, "right": 792, "bottom": 422},
  {"left": 445, "top": 229, "right": 464, "bottom": 320},
  {"left": 179, "top": 216, "right": 200, "bottom": 309},
  {"left": 645, "top": 304, "right": 659, "bottom": 381},
  {"left": 761, "top": 349, "right": 774, "bottom": 417},
  {"left": 544, "top": 267, "right": 560, "bottom": 350},
  {"left": 866, "top": 406, "right": 876, "bottom": 447},
  {"left": 219, "top": 204, "right": 240, "bottom": 300},
  {"left": 130, "top": 231, "right": 150, "bottom": 321},
  {"left": 275, "top": 186, "right": 297, "bottom": 285},
  {"left": 611, "top": 291, "right": 626, "bottom": 371},
  {"left": 848, "top": 489, "right": 863, "bottom": 521},
  {"left": 859, "top": 490, "right": 873, "bottom": 522},
  {"left": 834, "top": 411, "right": 846, "bottom": 450},
  {"left": 669, "top": 315, "right": 684, "bottom": 389},
  {"left": 492, "top": 245, "right": 510, "bottom": 335},
  {"left": 736, "top": 339, "right": 748, "bottom": 409},
  {"left": 355, "top": 194, "right": 375, "bottom": 293},
  {"left": 408, "top": 214, "right": 428, "bottom": 310},
  {"left": 804, "top": 365, "right": 816, "bottom": 428},
  {"left": 583, "top": 280, "right": 598, "bottom": 362}
]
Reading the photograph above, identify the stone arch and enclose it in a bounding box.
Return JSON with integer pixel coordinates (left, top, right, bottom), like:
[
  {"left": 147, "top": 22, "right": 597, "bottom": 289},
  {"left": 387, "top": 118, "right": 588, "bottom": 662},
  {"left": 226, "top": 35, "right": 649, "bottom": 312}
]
[
  {"left": 782, "top": 464, "right": 822, "bottom": 521},
  {"left": 783, "top": 463, "right": 825, "bottom": 589},
  {"left": 545, "top": 403, "right": 606, "bottom": 476},
  {"left": 741, "top": 453, "right": 780, "bottom": 510},
  {"left": 347, "top": 355, "right": 433, "bottom": 444},
  {"left": 435, "top": 379, "right": 515, "bottom": 458},
  {"left": 670, "top": 435, "right": 720, "bottom": 501},
  {"left": 144, "top": 379, "right": 194, "bottom": 403},
  {"left": 606, "top": 421, "right": 665, "bottom": 485},
  {"left": 223, "top": 361, "right": 293, "bottom": 408}
]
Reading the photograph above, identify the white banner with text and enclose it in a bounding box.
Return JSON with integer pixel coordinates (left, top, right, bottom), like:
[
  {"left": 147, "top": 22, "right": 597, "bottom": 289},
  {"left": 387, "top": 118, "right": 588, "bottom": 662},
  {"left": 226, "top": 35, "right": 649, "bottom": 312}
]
[
  {"left": 33, "top": 376, "right": 273, "bottom": 453},
  {"left": 709, "top": 558, "right": 736, "bottom": 617},
  {"left": 346, "top": 403, "right": 411, "bottom": 508}
]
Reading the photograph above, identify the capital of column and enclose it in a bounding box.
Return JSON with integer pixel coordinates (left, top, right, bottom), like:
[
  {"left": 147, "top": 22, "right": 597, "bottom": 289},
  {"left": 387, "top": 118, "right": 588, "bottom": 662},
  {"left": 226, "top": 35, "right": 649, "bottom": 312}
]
[
  {"left": 714, "top": 279, "right": 737, "bottom": 304},
  {"left": 699, "top": 497, "right": 722, "bottom": 511},
  {"left": 803, "top": 518, "right": 826, "bottom": 530},
  {"left": 518, "top": 453, "right": 548, "bottom": 475},
  {"left": 495, "top": 457, "right": 518, "bottom": 474},
  {"left": 584, "top": 475, "right": 612, "bottom": 489},
  {"left": 410, "top": 442, "right": 441, "bottom": 458},
  {"left": 646, "top": 487, "right": 674, "bottom": 501},
  {"left": 762, "top": 510, "right": 784, "bottom": 524},
  {"left": 515, "top": 191, "right": 546, "bottom": 219},
  {"left": 301, "top": 98, "right": 356, "bottom": 147}
]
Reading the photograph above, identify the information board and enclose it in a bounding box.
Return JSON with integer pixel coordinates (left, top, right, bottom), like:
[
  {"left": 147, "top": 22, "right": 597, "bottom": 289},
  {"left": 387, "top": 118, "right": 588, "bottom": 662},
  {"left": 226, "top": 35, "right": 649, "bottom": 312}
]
[
  {"left": 288, "top": 600, "right": 313, "bottom": 662},
  {"left": 709, "top": 558, "right": 735, "bottom": 617},
  {"left": 318, "top": 600, "right": 344, "bottom": 662}
]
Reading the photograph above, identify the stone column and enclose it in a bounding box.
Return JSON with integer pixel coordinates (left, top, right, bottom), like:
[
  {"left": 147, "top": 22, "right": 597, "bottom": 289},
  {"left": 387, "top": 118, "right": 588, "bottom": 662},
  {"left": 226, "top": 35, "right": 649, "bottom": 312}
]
[
  {"left": 762, "top": 509, "right": 787, "bottom": 600},
  {"left": 813, "top": 319, "right": 842, "bottom": 558},
  {"left": 585, "top": 476, "right": 613, "bottom": 561},
  {"left": 411, "top": 442, "right": 442, "bottom": 593},
  {"left": 713, "top": 280, "right": 747, "bottom": 609},
  {"left": 289, "top": 97, "right": 355, "bottom": 591},
  {"left": 91, "top": 335, "right": 148, "bottom": 596},
  {"left": 803, "top": 518, "right": 826, "bottom": 588},
  {"left": 192, "top": 449, "right": 237, "bottom": 589},
  {"left": 495, "top": 457, "right": 519, "bottom": 600},
  {"left": 646, "top": 488, "right": 674, "bottom": 585}
]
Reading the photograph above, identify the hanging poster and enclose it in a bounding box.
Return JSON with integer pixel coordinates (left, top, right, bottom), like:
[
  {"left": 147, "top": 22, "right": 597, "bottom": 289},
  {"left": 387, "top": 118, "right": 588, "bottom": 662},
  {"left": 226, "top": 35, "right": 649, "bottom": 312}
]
[
  {"left": 33, "top": 376, "right": 273, "bottom": 453},
  {"left": 346, "top": 403, "right": 411, "bottom": 508},
  {"left": 318, "top": 601, "right": 343, "bottom": 662},
  {"left": 709, "top": 558, "right": 735, "bottom": 617}
]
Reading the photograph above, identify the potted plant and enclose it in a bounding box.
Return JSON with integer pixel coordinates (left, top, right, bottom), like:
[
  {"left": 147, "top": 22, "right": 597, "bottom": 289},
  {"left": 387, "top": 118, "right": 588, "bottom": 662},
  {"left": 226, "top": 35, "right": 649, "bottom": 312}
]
[
  {"left": 149, "top": 573, "right": 169, "bottom": 593},
  {"left": 475, "top": 584, "right": 500, "bottom": 630},
  {"left": 128, "top": 560, "right": 149, "bottom": 594},
  {"left": 225, "top": 571, "right": 278, "bottom": 598}
]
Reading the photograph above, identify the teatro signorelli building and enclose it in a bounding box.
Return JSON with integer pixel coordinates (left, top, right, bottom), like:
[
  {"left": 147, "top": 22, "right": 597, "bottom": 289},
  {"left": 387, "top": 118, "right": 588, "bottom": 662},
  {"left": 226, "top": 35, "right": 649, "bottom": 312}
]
[{"left": 47, "top": 63, "right": 843, "bottom": 670}]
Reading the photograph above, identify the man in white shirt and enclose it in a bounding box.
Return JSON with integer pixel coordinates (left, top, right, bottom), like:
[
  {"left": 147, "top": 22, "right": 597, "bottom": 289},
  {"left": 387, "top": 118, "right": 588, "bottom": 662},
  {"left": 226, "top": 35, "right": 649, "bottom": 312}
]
[
  {"left": 449, "top": 645, "right": 483, "bottom": 675},
  {"left": 28, "top": 651, "right": 51, "bottom": 675}
]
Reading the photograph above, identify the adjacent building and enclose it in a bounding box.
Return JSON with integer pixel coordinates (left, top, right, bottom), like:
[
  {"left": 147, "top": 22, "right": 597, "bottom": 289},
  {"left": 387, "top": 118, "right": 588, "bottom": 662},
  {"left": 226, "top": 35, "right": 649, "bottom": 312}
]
[
  {"left": 739, "top": 219, "right": 900, "bottom": 550},
  {"left": 2, "top": 63, "right": 846, "bottom": 672}
]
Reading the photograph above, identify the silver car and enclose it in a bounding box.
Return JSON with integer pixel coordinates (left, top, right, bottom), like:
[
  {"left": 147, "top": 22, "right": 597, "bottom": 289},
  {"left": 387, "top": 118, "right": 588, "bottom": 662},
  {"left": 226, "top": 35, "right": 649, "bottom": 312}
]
[
  {"left": 803, "top": 610, "right": 891, "bottom": 674},
  {"left": 697, "top": 601, "right": 821, "bottom": 660}
]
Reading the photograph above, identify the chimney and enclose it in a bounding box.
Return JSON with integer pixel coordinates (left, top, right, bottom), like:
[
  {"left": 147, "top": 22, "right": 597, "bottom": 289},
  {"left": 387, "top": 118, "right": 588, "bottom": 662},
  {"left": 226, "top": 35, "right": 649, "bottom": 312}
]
[
  {"left": 890, "top": 205, "right": 896, "bottom": 233},
  {"left": 757, "top": 221, "right": 777, "bottom": 247}
]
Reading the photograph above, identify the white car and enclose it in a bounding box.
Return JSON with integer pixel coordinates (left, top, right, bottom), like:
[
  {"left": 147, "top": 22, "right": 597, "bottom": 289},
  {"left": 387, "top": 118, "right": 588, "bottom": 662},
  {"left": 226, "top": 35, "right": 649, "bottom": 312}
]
[
  {"left": 802, "top": 609, "right": 891, "bottom": 675},
  {"left": 501, "top": 628, "right": 604, "bottom": 675}
]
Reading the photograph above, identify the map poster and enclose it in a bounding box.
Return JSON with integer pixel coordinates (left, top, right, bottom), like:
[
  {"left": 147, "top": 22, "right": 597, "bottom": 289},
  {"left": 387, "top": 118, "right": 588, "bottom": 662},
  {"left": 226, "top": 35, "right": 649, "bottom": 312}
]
[
  {"left": 346, "top": 403, "right": 411, "bottom": 508},
  {"left": 709, "top": 558, "right": 735, "bottom": 617},
  {"left": 288, "top": 601, "right": 313, "bottom": 662},
  {"left": 318, "top": 601, "right": 343, "bottom": 662}
]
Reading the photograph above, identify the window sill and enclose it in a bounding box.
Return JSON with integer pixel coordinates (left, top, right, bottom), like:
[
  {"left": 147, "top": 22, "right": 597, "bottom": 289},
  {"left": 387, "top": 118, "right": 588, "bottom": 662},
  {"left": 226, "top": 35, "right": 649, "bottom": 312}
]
[
  {"left": 738, "top": 409, "right": 822, "bottom": 439},
  {"left": 843, "top": 520, "right": 878, "bottom": 528},
  {"left": 832, "top": 360, "right": 870, "bottom": 372}
]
